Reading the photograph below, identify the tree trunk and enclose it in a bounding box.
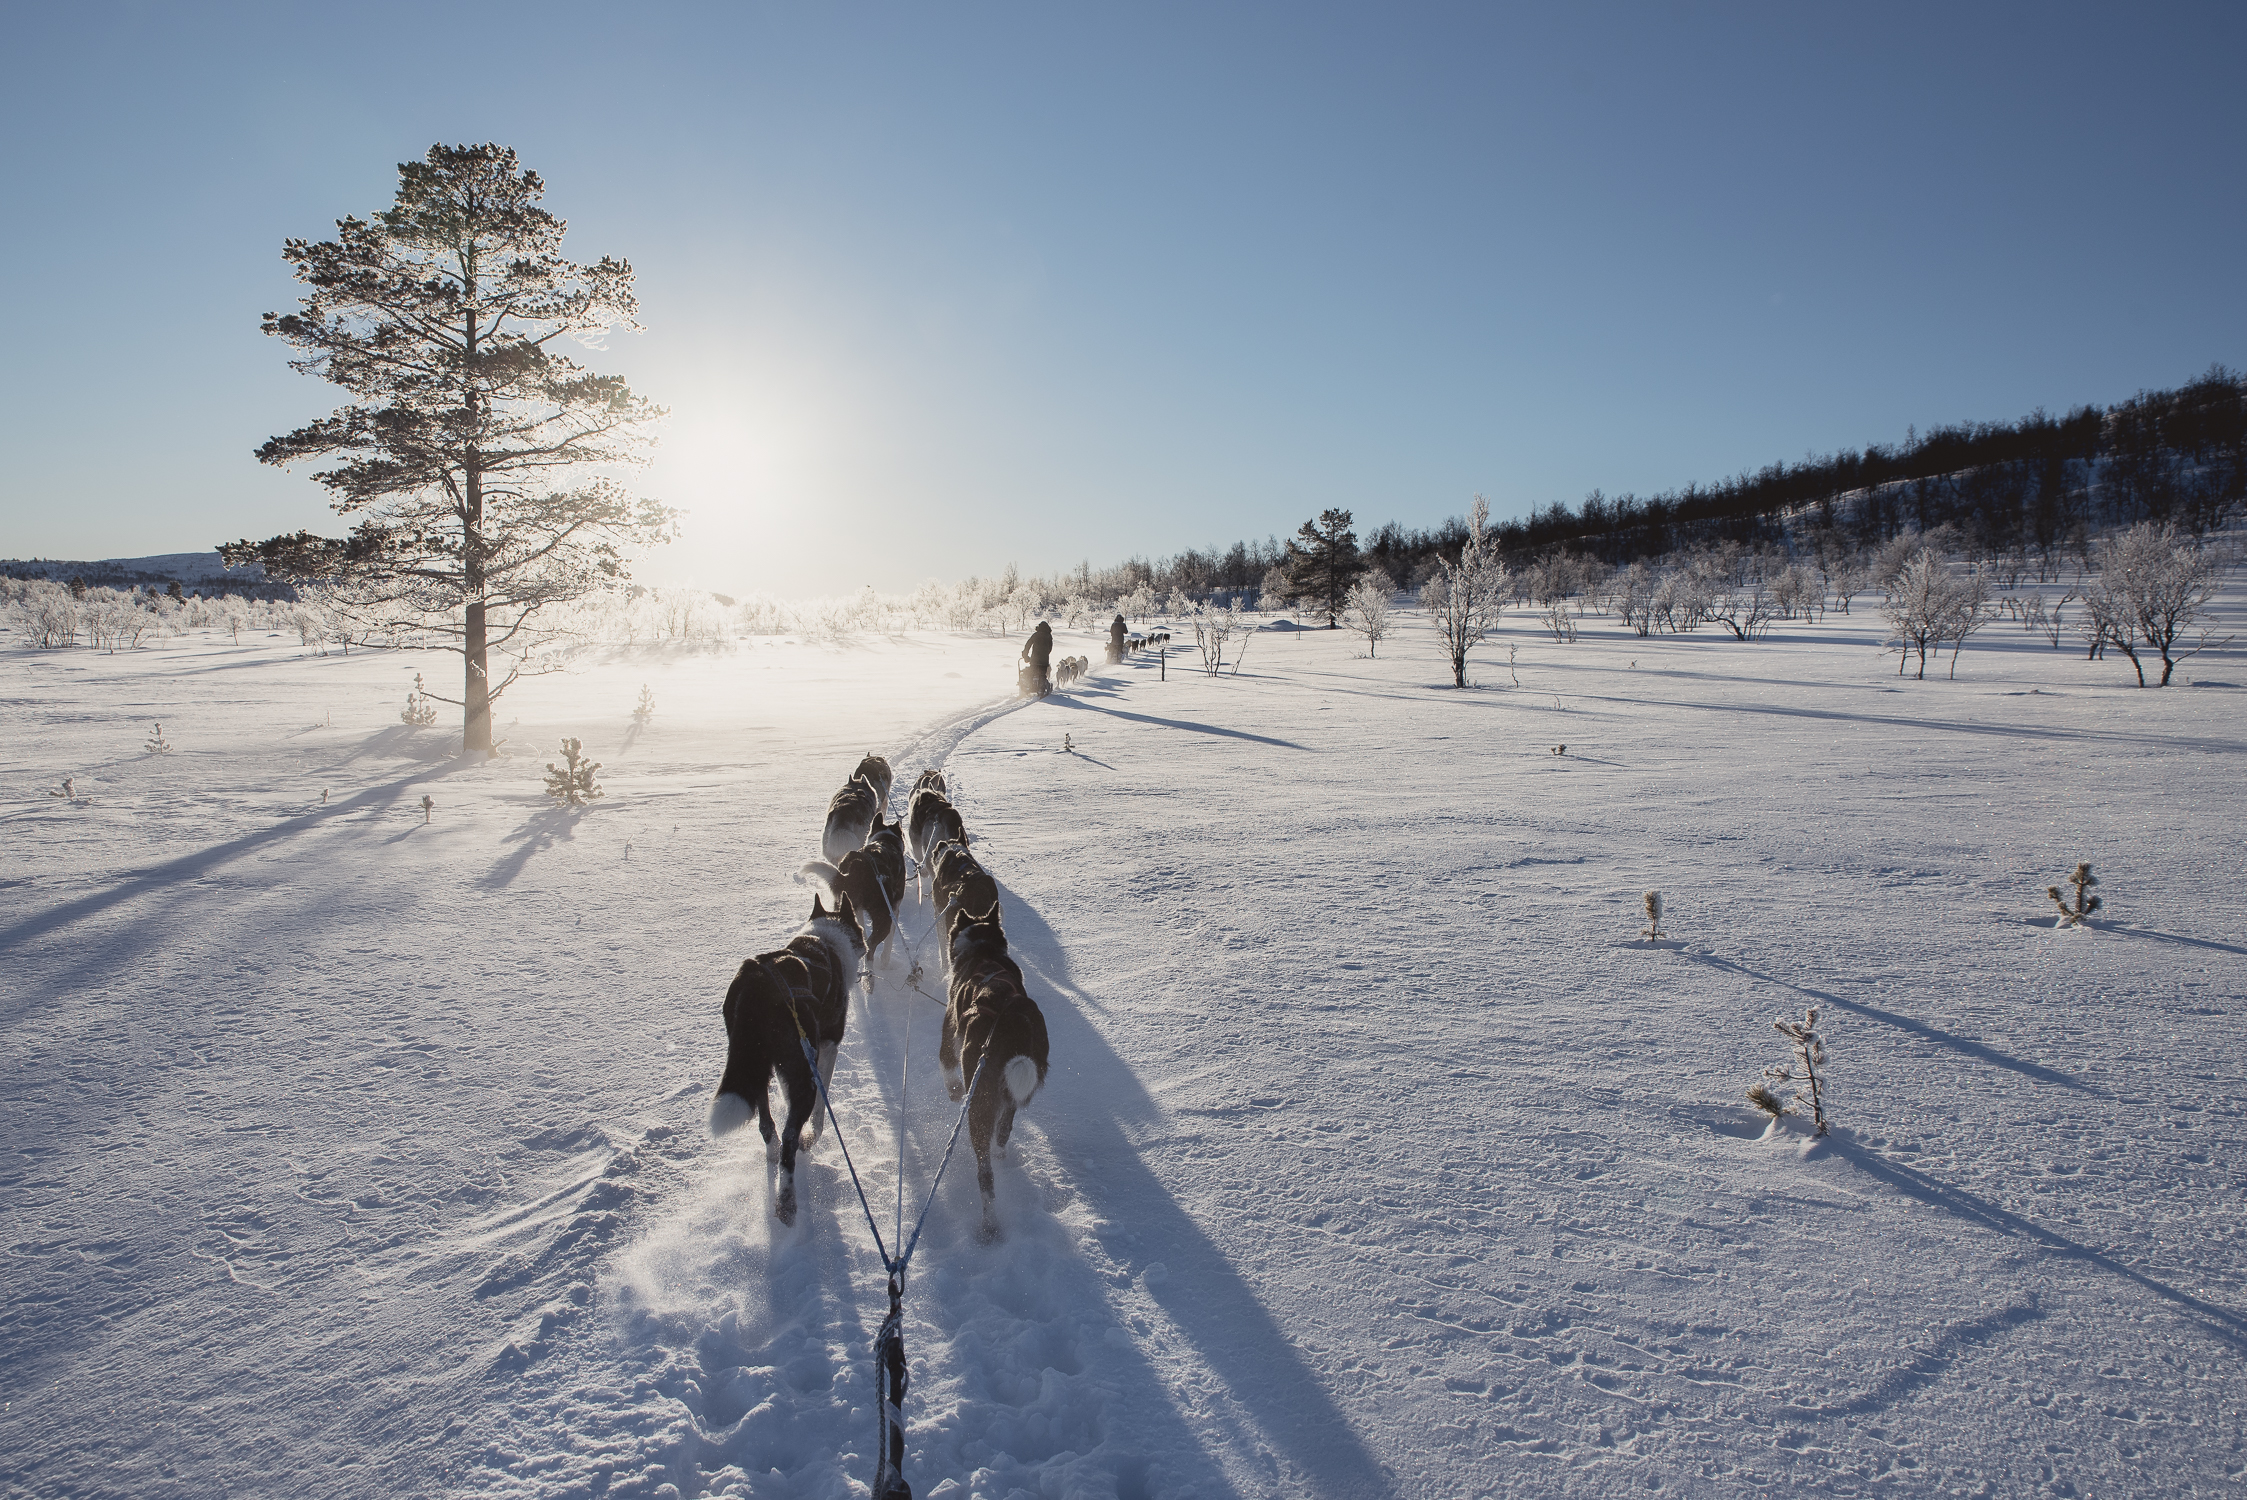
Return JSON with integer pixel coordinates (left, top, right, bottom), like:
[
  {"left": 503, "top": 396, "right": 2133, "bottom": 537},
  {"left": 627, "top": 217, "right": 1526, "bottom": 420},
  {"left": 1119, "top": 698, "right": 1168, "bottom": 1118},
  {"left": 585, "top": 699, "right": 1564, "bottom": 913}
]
[
  {"left": 463, "top": 601, "right": 492, "bottom": 752},
  {"left": 460, "top": 297, "right": 493, "bottom": 755}
]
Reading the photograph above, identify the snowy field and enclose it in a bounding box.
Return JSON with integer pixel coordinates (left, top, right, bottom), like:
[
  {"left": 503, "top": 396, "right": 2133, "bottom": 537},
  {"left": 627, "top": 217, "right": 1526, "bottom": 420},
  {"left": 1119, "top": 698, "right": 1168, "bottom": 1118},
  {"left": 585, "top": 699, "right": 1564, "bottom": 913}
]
[{"left": 3, "top": 595, "right": 2244, "bottom": 1500}]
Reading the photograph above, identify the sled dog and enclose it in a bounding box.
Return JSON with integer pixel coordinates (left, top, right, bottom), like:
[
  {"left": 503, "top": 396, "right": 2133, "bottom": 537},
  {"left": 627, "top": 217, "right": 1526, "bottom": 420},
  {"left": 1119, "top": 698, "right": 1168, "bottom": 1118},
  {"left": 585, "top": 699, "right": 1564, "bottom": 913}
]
[
  {"left": 942, "top": 946, "right": 1051, "bottom": 1242},
  {"left": 709, "top": 896, "right": 866, "bottom": 1225},
  {"left": 852, "top": 753, "right": 894, "bottom": 811},
  {"left": 797, "top": 817, "right": 909, "bottom": 968},
  {"left": 823, "top": 773, "right": 882, "bottom": 864},
  {"left": 907, "top": 788, "right": 966, "bottom": 898}
]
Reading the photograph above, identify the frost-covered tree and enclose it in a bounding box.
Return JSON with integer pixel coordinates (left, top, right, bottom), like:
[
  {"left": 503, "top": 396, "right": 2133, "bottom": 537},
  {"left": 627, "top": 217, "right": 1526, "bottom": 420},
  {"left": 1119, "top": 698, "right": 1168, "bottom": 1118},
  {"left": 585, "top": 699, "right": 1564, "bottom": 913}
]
[
  {"left": 2086, "top": 522, "right": 2227, "bottom": 686},
  {"left": 1421, "top": 496, "right": 1507, "bottom": 687},
  {"left": 225, "top": 144, "right": 674, "bottom": 755},
  {"left": 1747, "top": 1007, "right": 1830, "bottom": 1137},
  {"left": 1343, "top": 569, "right": 1394, "bottom": 656},
  {"left": 1256, "top": 563, "right": 1294, "bottom": 616},
  {"left": 1879, "top": 547, "right": 1965, "bottom": 679}
]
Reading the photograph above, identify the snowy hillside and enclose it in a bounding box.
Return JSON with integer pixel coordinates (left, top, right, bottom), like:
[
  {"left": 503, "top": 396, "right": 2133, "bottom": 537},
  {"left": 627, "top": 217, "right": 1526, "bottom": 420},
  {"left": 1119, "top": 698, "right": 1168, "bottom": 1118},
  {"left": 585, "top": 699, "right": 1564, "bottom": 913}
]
[
  {"left": 3, "top": 599, "right": 2243, "bottom": 1499},
  {"left": 0, "top": 551, "right": 269, "bottom": 586}
]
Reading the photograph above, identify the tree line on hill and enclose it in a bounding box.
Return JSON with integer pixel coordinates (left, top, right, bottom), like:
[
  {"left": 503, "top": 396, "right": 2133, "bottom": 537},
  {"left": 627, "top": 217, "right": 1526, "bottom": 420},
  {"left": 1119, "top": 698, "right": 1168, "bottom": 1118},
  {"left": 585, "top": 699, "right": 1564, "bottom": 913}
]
[{"left": 1072, "top": 365, "right": 2247, "bottom": 612}]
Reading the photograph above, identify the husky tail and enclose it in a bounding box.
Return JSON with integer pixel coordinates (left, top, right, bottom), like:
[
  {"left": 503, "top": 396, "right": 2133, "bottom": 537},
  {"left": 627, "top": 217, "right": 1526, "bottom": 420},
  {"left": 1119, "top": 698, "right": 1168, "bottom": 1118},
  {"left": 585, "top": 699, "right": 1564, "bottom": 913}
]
[
  {"left": 1004, "top": 1055, "right": 1043, "bottom": 1107},
  {"left": 795, "top": 859, "right": 843, "bottom": 901}
]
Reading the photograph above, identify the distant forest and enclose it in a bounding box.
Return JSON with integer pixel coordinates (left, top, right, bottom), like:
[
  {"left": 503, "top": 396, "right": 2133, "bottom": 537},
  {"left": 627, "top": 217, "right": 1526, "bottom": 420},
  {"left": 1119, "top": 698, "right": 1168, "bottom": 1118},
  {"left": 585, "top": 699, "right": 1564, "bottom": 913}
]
[{"left": 1068, "top": 366, "right": 2246, "bottom": 600}]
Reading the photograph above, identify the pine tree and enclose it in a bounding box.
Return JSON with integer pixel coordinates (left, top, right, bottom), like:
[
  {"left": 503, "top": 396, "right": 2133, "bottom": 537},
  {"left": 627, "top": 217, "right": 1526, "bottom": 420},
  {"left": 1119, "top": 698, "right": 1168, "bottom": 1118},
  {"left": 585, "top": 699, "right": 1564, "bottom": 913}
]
[
  {"left": 224, "top": 144, "right": 675, "bottom": 756},
  {"left": 633, "top": 684, "right": 656, "bottom": 720},
  {"left": 1283, "top": 509, "right": 1365, "bottom": 628},
  {"left": 544, "top": 738, "right": 603, "bottom": 807},
  {"left": 1640, "top": 891, "right": 1663, "bottom": 940},
  {"left": 401, "top": 673, "right": 440, "bottom": 725}
]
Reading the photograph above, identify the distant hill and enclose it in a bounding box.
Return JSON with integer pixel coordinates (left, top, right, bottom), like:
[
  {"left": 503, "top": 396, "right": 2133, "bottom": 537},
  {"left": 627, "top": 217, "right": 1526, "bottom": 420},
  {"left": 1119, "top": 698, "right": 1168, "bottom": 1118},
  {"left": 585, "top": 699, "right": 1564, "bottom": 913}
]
[{"left": 0, "top": 551, "right": 288, "bottom": 597}]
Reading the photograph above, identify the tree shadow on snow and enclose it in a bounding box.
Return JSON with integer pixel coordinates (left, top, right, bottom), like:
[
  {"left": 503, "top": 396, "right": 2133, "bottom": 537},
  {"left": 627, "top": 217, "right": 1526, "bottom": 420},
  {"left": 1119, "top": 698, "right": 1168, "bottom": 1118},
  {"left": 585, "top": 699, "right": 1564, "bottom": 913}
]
[
  {"left": 0, "top": 764, "right": 463, "bottom": 960},
  {"left": 1575, "top": 692, "right": 2244, "bottom": 755},
  {"left": 1049, "top": 695, "right": 1315, "bottom": 753},
  {"left": 972, "top": 878, "right": 1400, "bottom": 1500},
  {"left": 479, "top": 806, "right": 585, "bottom": 890},
  {"left": 1682, "top": 950, "right": 2103, "bottom": 1096},
  {"left": 1828, "top": 1136, "right": 2247, "bottom": 1354}
]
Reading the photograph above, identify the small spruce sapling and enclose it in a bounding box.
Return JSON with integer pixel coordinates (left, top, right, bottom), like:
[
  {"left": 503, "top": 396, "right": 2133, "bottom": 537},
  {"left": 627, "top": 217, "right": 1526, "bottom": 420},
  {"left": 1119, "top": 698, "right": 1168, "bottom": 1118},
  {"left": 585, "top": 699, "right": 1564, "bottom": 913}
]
[
  {"left": 48, "top": 777, "right": 75, "bottom": 800},
  {"left": 145, "top": 723, "right": 173, "bottom": 754},
  {"left": 420, "top": 794, "right": 434, "bottom": 824},
  {"left": 544, "top": 738, "right": 604, "bottom": 808},
  {"left": 632, "top": 684, "right": 655, "bottom": 721},
  {"left": 2046, "top": 862, "right": 2101, "bottom": 927},
  {"left": 401, "top": 673, "right": 440, "bottom": 725},
  {"left": 1747, "top": 1008, "right": 1831, "bottom": 1137},
  {"left": 1640, "top": 890, "right": 1663, "bottom": 941}
]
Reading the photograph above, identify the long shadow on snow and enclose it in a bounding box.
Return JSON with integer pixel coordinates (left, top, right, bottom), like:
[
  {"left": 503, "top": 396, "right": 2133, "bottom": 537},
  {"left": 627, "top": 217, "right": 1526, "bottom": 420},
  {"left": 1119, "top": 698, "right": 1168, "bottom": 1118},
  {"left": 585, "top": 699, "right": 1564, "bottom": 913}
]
[
  {"left": 1049, "top": 695, "right": 1314, "bottom": 752},
  {"left": 841, "top": 930, "right": 1244, "bottom": 1498},
  {"left": 479, "top": 805, "right": 589, "bottom": 890},
  {"left": 989, "top": 878, "right": 1397, "bottom": 1500},
  {"left": 1682, "top": 951, "right": 2101, "bottom": 1096},
  {"left": 2085, "top": 922, "right": 2247, "bottom": 958},
  {"left": 0, "top": 763, "right": 460, "bottom": 958},
  {"left": 1575, "top": 692, "right": 2246, "bottom": 755},
  {"left": 1828, "top": 1137, "right": 2247, "bottom": 1353}
]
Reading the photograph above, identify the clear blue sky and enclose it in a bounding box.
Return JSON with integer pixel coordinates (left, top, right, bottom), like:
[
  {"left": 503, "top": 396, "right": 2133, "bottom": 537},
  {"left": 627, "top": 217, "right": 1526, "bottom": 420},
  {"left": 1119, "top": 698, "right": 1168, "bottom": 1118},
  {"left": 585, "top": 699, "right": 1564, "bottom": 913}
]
[{"left": 2, "top": 2, "right": 2241, "bottom": 595}]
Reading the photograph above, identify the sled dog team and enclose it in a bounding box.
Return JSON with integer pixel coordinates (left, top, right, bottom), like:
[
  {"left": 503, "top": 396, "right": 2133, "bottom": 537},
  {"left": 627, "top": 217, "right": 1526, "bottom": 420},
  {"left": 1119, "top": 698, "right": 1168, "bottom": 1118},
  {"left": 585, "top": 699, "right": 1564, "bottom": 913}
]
[{"left": 707, "top": 754, "right": 1052, "bottom": 1240}]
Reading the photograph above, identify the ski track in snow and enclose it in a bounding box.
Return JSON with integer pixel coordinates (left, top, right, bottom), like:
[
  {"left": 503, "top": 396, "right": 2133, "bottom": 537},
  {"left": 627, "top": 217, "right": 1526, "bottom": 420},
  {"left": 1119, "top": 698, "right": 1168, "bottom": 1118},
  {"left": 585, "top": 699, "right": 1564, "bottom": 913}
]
[{"left": 3, "top": 603, "right": 2246, "bottom": 1499}]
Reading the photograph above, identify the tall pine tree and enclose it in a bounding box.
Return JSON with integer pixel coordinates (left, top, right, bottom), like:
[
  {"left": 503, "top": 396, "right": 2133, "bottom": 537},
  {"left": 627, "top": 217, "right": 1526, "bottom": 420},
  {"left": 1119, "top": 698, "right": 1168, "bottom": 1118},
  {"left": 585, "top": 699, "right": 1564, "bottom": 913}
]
[
  {"left": 227, "top": 143, "right": 673, "bottom": 755},
  {"left": 1283, "top": 508, "right": 1365, "bottom": 628}
]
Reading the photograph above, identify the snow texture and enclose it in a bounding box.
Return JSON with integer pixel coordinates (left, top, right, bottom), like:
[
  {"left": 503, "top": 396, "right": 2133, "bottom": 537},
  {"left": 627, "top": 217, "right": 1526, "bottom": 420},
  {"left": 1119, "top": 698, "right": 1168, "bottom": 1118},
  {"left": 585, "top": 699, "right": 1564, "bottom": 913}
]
[{"left": 2, "top": 597, "right": 2244, "bottom": 1500}]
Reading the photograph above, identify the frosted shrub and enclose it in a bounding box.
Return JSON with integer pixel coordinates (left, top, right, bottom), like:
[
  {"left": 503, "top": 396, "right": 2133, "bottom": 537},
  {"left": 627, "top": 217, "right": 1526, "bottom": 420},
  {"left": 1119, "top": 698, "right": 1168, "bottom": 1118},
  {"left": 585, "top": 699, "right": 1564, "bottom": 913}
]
[
  {"left": 633, "top": 684, "right": 655, "bottom": 720},
  {"left": 1541, "top": 597, "right": 1577, "bottom": 643},
  {"left": 2085, "top": 522, "right": 2227, "bottom": 687},
  {"left": 1640, "top": 890, "right": 1664, "bottom": 941},
  {"left": 543, "top": 738, "right": 603, "bottom": 807},
  {"left": 2046, "top": 862, "right": 2101, "bottom": 927},
  {"left": 1746, "top": 1007, "right": 1830, "bottom": 1137},
  {"left": 401, "top": 673, "right": 440, "bottom": 725},
  {"left": 145, "top": 723, "right": 173, "bottom": 755},
  {"left": 1422, "top": 496, "right": 1508, "bottom": 687},
  {"left": 1343, "top": 570, "right": 1394, "bottom": 656}
]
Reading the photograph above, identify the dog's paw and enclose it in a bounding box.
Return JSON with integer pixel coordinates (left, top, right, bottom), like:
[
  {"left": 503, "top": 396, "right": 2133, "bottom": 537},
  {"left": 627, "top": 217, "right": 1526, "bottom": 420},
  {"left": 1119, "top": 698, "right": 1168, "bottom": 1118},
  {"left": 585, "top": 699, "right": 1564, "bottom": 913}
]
[
  {"left": 775, "top": 1187, "right": 798, "bottom": 1227},
  {"left": 975, "top": 1216, "right": 1002, "bottom": 1246}
]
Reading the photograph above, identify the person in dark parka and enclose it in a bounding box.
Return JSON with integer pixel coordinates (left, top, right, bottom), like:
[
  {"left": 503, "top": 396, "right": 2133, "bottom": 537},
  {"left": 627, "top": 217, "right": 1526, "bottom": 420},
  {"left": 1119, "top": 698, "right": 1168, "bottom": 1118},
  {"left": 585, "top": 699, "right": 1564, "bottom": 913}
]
[
  {"left": 1106, "top": 613, "right": 1127, "bottom": 664},
  {"left": 1020, "top": 619, "right": 1055, "bottom": 696}
]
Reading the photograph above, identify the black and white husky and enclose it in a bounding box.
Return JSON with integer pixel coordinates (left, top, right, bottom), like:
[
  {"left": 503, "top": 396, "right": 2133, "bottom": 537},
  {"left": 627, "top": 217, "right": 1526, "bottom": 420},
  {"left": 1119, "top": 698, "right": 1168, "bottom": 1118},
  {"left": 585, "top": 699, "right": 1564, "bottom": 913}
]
[
  {"left": 929, "top": 840, "right": 999, "bottom": 936},
  {"left": 907, "top": 788, "right": 966, "bottom": 899},
  {"left": 823, "top": 773, "right": 882, "bottom": 864},
  {"left": 797, "top": 817, "right": 909, "bottom": 969},
  {"left": 709, "top": 896, "right": 867, "bottom": 1225},
  {"left": 852, "top": 753, "right": 895, "bottom": 811},
  {"left": 943, "top": 944, "right": 1050, "bottom": 1242}
]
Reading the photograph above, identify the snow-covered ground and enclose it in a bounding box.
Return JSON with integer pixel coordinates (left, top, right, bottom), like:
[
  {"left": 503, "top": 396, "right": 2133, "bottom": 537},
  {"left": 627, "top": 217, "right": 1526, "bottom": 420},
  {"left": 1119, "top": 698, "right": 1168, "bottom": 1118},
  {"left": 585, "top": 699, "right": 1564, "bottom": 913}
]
[{"left": 3, "top": 598, "right": 2243, "bottom": 1499}]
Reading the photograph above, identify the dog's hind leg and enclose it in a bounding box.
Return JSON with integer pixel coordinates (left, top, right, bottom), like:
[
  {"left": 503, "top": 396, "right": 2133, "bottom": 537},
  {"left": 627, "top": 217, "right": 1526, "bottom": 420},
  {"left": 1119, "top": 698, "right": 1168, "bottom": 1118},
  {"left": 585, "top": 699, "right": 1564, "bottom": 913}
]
[
  {"left": 940, "top": 1015, "right": 964, "bottom": 1101},
  {"left": 969, "top": 1086, "right": 1003, "bottom": 1243},
  {"left": 775, "top": 1076, "right": 817, "bottom": 1225},
  {"left": 802, "top": 1043, "right": 839, "bottom": 1147},
  {"left": 993, "top": 1097, "right": 1019, "bottom": 1154}
]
